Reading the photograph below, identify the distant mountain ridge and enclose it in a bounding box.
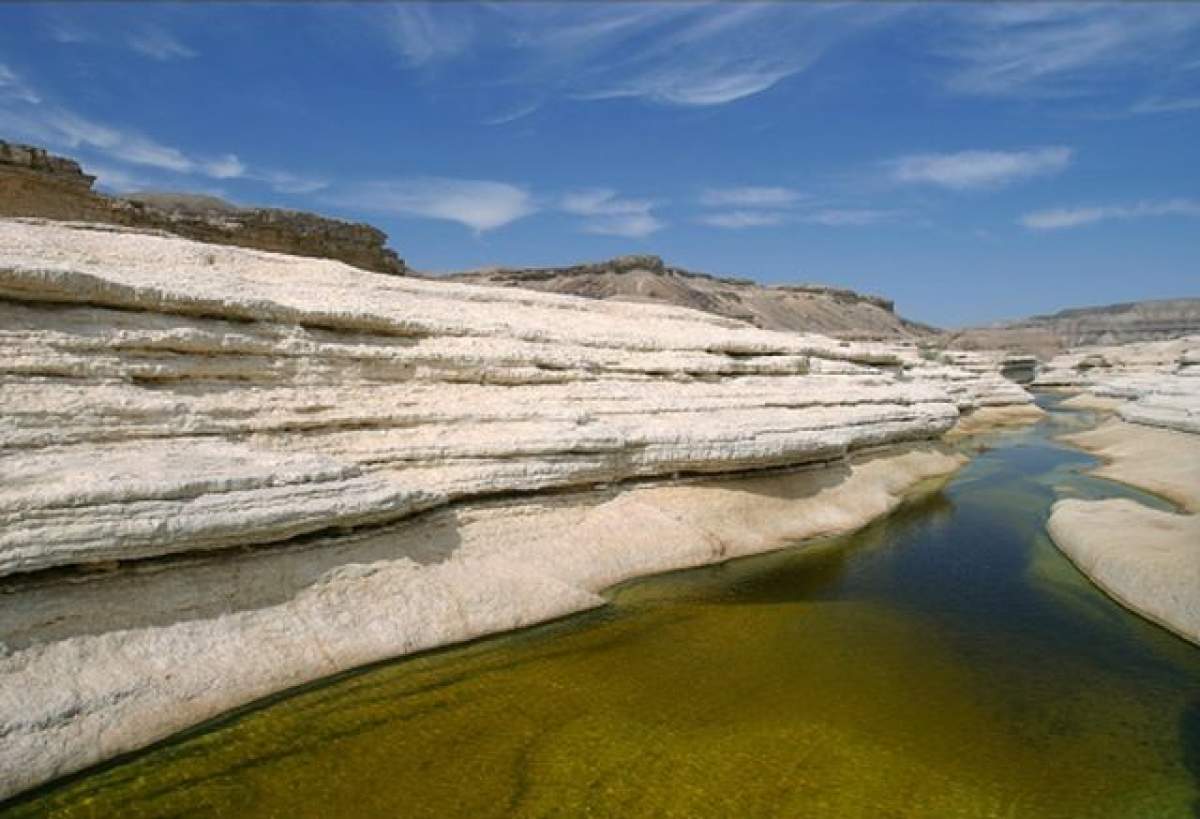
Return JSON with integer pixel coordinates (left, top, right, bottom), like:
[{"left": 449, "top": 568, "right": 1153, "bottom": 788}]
[
  {"left": 448, "top": 255, "right": 938, "bottom": 341},
  {"left": 949, "top": 298, "right": 1200, "bottom": 357}
]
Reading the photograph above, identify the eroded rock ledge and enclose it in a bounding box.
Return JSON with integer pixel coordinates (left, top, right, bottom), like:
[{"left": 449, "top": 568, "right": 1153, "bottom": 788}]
[
  {"left": 0, "top": 218, "right": 1033, "bottom": 801},
  {"left": 1042, "top": 337, "right": 1200, "bottom": 645},
  {"left": 0, "top": 141, "right": 406, "bottom": 275}
]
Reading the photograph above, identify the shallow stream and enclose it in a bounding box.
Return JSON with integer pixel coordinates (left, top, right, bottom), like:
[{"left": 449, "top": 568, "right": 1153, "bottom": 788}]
[{"left": 7, "top": 396, "right": 1200, "bottom": 818}]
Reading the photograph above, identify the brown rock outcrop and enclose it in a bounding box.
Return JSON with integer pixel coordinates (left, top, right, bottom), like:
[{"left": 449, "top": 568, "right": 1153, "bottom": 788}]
[
  {"left": 0, "top": 139, "right": 406, "bottom": 275},
  {"left": 448, "top": 254, "right": 937, "bottom": 341}
]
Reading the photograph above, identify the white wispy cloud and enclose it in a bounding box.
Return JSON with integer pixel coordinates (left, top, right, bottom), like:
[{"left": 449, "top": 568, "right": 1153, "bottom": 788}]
[
  {"left": 258, "top": 170, "right": 327, "bottom": 195},
  {"left": 560, "top": 188, "right": 664, "bottom": 237},
  {"left": 386, "top": 4, "right": 475, "bottom": 67},
  {"left": 699, "top": 186, "right": 806, "bottom": 208},
  {"left": 336, "top": 178, "right": 536, "bottom": 232},
  {"left": 127, "top": 26, "right": 198, "bottom": 61},
  {"left": 206, "top": 154, "right": 246, "bottom": 180},
  {"left": 699, "top": 210, "right": 789, "bottom": 229},
  {"left": 1020, "top": 199, "right": 1200, "bottom": 230},
  {"left": 888, "top": 147, "right": 1072, "bottom": 190},
  {"left": 46, "top": 20, "right": 93, "bottom": 45},
  {"left": 0, "top": 63, "right": 41, "bottom": 104},
  {"left": 941, "top": 5, "right": 1200, "bottom": 98},
  {"left": 87, "top": 163, "right": 152, "bottom": 193},
  {"left": 0, "top": 64, "right": 323, "bottom": 195},
  {"left": 482, "top": 102, "right": 541, "bottom": 126},
  {"left": 32, "top": 109, "right": 247, "bottom": 180},
  {"left": 581, "top": 60, "right": 805, "bottom": 107},
  {"left": 802, "top": 209, "right": 893, "bottom": 227},
  {"left": 700, "top": 205, "right": 893, "bottom": 230},
  {"left": 697, "top": 185, "right": 809, "bottom": 229},
  {"left": 1130, "top": 96, "right": 1200, "bottom": 115},
  {"left": 380, "top": 4, "right": 897, "bottom": 108}
]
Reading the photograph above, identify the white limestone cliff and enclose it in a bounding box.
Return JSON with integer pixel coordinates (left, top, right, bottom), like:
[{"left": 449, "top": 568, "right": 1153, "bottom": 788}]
[{"left": 0, "top": 218, "right": 1034, "bottom": 800}]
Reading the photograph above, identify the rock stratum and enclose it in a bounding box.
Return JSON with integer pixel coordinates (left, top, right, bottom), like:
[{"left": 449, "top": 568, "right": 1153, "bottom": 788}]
[
  {"left": 0, "top": 140, "right": 406, "bottom": 275},
  {"left": 0, "top": 217, "right": 1041, "bottom": 801},
  {"left": 448, "top": 255, "right": 937, "bottom": 341},
  {"left": 1042, "top": 336, "right": 1200, "bottom": 645},
  {"left": 949, "top": 298, "right": 1200, "bottom": 359}
]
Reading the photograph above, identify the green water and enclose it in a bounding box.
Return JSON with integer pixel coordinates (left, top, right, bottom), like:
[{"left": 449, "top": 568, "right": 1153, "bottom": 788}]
[{"left": 6, "top": 398, "right": 1200, "bottom": 818}]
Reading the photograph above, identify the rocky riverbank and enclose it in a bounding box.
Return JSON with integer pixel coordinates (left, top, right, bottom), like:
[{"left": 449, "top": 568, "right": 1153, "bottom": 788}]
[
  {"left": 1043, "top": 337, "right": 1200, "bottom": 645},
  {"left": 0, "top": 217, "right": 1038, "bottom": 800}
]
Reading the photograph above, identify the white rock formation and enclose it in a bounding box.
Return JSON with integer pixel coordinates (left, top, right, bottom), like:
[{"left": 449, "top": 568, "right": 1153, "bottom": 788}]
[
  {"left": 1048, "top": 421, "right": 1200, "bottom": 645},
  {"left": 1037, "top": 336, "right": 1200, "bottom": 645},
  {"left": 1034, "top": 336, "right": 1200, "bottom": 434},
  {"left": 0, "top": 218, "right": 1034, "bottom": 800}
]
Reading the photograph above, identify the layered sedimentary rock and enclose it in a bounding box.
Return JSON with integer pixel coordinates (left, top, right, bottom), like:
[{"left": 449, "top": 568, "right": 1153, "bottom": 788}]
[
  {"left": 448, "top": 254, "right": 937, "bottom": 340},
  {"left": 950, "top": 299, "right": 1200, "bottom": 358},
  {"left": 1035, "top": 336, "right": 1200, "bottom": 434},
  {"left": 0, "top": 140, "right": 406, "bottom": 275},
  {"left": 1042, "top": 337, "right": 1200, "bottom": 645},
  {"left": 1048, "top": 422, "right": 1200, "bottom": 645},
  {"left": 0, "top": 218, "right": 1041, "bottom": 800}
]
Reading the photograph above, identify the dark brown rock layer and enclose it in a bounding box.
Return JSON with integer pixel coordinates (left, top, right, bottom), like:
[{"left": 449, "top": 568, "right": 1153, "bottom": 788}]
[{"left": 0, "top": 140, "right": 406, "bottom": 275}]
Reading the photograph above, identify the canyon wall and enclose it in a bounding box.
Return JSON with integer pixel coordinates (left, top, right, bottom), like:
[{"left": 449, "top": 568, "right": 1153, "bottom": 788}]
[
  {"left": 0, "top": 140, "right": 406, "bottom": 275},
  {"left": 0, "top": 218, "right": 1035, "bottom": 800}
]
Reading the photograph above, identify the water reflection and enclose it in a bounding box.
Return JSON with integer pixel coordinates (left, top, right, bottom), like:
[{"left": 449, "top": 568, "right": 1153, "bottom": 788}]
[
  {"left": 5, "top": 405, "right": 1200, "bottom": 819},
  {"left": 1183, "top": 699, "right": 1200, "bottom": 818}
]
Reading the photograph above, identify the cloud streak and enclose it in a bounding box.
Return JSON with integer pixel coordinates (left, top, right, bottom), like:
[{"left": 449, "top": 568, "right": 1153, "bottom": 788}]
[
  {"left": 1020, "top": 199, "right": 1200, "bottom": 230},
  {"left": 803, "top": 209, "right": 893, "bottom": 227},
  {"left": 386, "top": 4, "right": 475, "bottom": 67},
  {"left": 888, "top": 147, "right": 1072, "bottom": 190},
  {"left": 561, "top": 188, "right": 664, "bottom": 237},
  {"left": 337, "top": 178, "right": 537, "bottom": 232},
  {"left": 1130, "top": 96, "right": 1200, "bottom": 115},
  {"left": 699, "top": 186, "right": 806, "bottom": 208},
  {"left": 581, "top": 60, "right": 804, "bottom": 107},
  {"left": 941, "top": 5, "right": 1200, "bottom": 98},
  {"left": 127, "top": 26, "right": 198, "bottom": 61},
  {"left": 699, "top": 210, "right": 788, "bottom": 229},
  {"left": 382, "top": 4, "right": 897, "bottom": 108},
  {"left": 0, "top": 64, "right": 324, "bottom": 194}
]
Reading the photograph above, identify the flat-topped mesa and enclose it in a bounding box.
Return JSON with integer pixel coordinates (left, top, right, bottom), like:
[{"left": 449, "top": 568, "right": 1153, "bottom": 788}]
[
  {"left": 950, "top": 298, "right": 1200, "bottom": 358},
  {"left": 769, "top": 283, "right": 895, "bottom": 314},
  {"left": 449, "top": 255, "right": 934, "bottom": 341},
  {"left": 0, "top": 141, "right": 95, "bottom": 189},
  {"left": 0, "top": 139, "right": 406, "bottom": 276}
]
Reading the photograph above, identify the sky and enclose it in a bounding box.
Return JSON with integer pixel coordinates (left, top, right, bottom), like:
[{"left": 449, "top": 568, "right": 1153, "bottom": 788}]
[{"left": 0, "top": 2, "right": 1198, "bottom": 326}]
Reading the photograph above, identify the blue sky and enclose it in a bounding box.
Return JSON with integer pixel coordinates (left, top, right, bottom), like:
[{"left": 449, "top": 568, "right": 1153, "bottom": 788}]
[{"left": 1, "top": 2, "right": 1198, "bottom": 325}]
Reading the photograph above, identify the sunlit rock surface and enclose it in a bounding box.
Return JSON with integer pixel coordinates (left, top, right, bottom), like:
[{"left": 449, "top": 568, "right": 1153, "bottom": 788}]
[
  {"left": 1048, "top": 420, "right": 1200, "bottom": 646},
  {"left": 1035, "top": 336, "right": 1200, "bottom": 434},
  {"left": 0, "top": 218, "right": 1032, "bottom": 800},
  {"left": 1040, "top": 337, "right": 1200, "bottom": 644}
]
